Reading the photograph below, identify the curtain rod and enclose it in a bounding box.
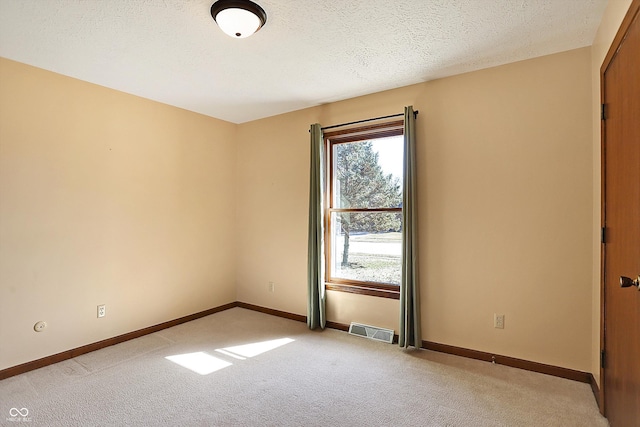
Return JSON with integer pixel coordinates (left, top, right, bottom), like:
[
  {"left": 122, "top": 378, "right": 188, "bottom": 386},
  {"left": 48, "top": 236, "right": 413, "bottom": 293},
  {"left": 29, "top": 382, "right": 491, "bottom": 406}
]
[{"left": 310, "top": 110, "right": 419, "bottom": 132}]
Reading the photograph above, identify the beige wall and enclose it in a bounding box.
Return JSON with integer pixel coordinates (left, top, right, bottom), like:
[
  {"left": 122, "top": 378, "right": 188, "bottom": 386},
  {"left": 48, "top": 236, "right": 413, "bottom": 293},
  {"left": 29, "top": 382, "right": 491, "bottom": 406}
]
[
  {"left": 0, "top": 58, "right": 237, "bottom": 370},
  {"left": 423, "top": 49, "right": 592, "bottom": 370},
  {"left": 589, "top": 0, "right": 633, "bottom": 387},
  {"left": 237, "top": 47, "right": 594, "bottom": 372}
]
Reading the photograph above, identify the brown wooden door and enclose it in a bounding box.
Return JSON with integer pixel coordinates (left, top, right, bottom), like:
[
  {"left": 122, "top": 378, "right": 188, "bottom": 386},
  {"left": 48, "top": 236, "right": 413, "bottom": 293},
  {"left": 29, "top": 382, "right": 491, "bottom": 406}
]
[{"left": 602, "top": 3, "right": 640, "bottom": 426}]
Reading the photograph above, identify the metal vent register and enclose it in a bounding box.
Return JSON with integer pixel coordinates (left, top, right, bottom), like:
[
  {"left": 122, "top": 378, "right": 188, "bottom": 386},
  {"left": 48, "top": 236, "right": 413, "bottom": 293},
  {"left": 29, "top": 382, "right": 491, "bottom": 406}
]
[{"left": 348, "top": 322, "right": 394, "bottom": 344}]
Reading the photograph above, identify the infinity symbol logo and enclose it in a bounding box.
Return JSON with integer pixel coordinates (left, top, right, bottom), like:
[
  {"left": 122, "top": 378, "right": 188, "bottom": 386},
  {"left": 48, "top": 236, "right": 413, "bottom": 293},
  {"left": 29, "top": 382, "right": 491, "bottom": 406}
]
[{"left": 9, "top": 408, "right": 29, "bottom": 417}]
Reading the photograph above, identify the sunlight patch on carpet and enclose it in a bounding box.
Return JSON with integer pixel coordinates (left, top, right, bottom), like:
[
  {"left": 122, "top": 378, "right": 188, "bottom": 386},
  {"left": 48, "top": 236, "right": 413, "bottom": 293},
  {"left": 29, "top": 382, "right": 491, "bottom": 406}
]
[
  {"left": 165, "top": 352, "right": 232, "bottom": 375},
  {"left": 165, "top": 338, "right": 295, "bottom": 375},
  {"left": 218, "top": 338, "right": 295, "bottom": 358}
]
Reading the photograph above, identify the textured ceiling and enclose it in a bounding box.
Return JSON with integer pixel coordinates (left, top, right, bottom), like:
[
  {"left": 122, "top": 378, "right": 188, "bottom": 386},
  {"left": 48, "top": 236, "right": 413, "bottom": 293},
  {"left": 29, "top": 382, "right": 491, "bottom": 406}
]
[{"left": 0, "top": 0, "right": 607, "bottom": 124}]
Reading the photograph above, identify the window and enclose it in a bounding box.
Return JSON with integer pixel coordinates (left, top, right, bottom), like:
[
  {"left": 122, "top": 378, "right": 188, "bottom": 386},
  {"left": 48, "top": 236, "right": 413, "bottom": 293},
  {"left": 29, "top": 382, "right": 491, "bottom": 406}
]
[{"left": 324, "top": 121, "right": 404, "bottom": 299}]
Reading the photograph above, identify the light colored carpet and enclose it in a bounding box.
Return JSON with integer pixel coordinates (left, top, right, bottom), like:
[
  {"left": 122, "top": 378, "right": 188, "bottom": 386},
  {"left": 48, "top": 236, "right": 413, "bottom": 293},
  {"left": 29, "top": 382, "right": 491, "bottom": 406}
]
[{"left": 0, "top": 308, "right": 608, "bottom": 426}]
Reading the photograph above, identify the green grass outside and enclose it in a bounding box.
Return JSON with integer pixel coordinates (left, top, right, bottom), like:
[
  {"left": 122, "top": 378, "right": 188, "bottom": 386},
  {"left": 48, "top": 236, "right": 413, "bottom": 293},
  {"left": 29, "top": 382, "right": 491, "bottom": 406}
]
[{"left": 334, "top": 252, "right": 401, "bottom": 285}]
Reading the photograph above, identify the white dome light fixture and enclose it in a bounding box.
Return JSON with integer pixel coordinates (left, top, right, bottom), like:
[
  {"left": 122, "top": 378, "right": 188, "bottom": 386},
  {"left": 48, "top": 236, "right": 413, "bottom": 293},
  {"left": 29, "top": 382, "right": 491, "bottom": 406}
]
[{"left": 211, "top": 0, "right": 267, "bottom": 39}]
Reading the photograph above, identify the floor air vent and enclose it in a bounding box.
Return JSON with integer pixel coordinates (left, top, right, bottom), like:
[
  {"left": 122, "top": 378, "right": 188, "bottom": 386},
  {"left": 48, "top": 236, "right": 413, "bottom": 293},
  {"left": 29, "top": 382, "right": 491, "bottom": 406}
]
[{"left": 348, "top": 322, "right": 394, "bottom": 344}]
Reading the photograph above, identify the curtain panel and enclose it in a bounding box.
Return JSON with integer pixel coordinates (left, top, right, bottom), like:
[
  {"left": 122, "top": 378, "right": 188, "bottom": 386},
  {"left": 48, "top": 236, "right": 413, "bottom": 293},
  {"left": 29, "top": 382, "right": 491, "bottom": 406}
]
[
  {"left": 307, "top": 123, "right": 326, "bottom": 329},
  {"left": 399, "top": 106, "right": 422, "bottom": 348}
]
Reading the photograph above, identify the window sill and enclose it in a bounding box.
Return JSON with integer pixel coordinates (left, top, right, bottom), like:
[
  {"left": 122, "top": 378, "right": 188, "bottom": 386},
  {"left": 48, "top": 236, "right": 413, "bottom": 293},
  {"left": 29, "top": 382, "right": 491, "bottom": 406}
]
[{"left": 325, "top": 282, "right": 400, "bottom": 300}]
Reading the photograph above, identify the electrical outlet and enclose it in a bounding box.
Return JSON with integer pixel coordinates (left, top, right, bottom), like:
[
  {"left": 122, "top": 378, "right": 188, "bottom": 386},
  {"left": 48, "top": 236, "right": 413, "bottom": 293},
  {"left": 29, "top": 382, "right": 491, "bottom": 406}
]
[
  {"left": 268, "top": 281, "right": 275, "bottom": 292},
  {"left": 494, "top": 313, "right": 505, "bottom": 329},
  {"left": 97, "top": 304, "right": 106, "bottom": 318}
]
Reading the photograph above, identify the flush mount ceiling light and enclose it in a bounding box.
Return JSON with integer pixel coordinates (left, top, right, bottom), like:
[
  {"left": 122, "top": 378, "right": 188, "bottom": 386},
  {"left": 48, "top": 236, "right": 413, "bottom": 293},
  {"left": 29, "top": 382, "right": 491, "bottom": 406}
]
[{"left": 211, "top": 0, "right": 267, "bottom": 39}]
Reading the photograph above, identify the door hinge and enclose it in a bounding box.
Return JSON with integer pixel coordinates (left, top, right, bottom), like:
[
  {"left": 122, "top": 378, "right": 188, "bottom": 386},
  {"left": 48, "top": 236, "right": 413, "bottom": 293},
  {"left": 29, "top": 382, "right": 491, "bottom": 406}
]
[
  {"left": 601, "top": 349, "right": 606, "bottom": 369},
  {"left": 601, "top": 227, "right": 606, "bottom": 244},
  {"left": 601, "top": 103, "right": 607, "bottom": 120}
]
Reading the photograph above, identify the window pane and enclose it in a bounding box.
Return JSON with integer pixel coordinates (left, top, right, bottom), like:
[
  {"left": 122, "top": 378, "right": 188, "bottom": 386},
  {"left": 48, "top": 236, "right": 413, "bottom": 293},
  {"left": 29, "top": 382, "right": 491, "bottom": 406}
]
[
  {"left": 330, "top": 212, "right": 402, "bottom": 285},
  {"left": 333, "top": 136, "right": 403, "bottom": 209}
]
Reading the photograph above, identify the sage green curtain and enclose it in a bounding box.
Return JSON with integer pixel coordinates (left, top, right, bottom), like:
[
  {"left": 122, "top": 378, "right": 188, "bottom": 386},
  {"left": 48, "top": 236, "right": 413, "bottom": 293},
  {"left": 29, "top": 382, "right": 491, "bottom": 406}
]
[
  {"left": 307, "top": 123, "right": 326, "bottom": 329},
  {"left": 399, "top": 106, "right": 421, "bottom": 348}
]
